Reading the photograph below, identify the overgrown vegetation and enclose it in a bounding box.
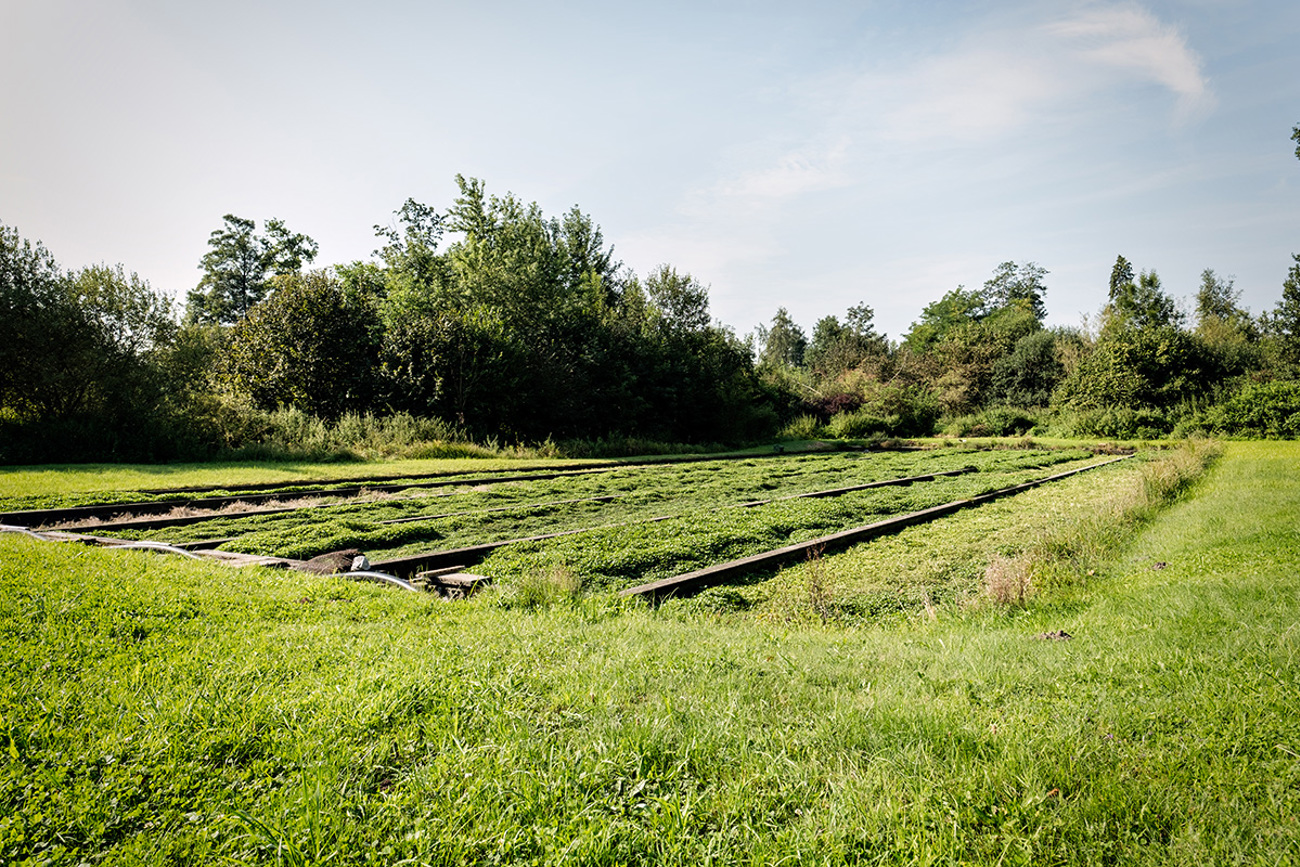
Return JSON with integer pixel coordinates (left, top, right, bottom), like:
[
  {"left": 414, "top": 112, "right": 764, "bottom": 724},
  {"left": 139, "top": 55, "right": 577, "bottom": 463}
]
[
  {"left": 669, "top": 442, "right": 1216, "bottom": 625},
  {"left": 2, "top": 442, "right": 1295, "bottom": 865},
  {"left": 78, "top": 448, "right": 1097, "bottom": 577}
]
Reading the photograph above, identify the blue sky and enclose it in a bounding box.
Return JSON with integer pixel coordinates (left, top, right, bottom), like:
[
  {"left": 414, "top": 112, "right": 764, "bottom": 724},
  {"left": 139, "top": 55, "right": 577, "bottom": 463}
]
[{"left": 2, "top": 0, "right": 1298, "bottom": 340}]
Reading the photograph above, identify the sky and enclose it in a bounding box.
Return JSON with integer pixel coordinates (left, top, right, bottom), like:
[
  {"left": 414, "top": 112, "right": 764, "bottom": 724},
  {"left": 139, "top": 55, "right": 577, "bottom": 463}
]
[{"left": 2, "top": 0, "right": 1298, "bottom": 341}]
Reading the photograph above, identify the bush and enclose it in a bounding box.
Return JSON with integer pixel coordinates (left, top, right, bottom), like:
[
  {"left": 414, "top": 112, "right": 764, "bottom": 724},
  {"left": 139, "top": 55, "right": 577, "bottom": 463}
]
[
  {"left": 816, "top": 381, "right": 939, "bottom": 439},
  {"left": 555, "top": 436, "right": 722, "bottom": 459},
  {"left": 944, "top": 407, "right": 1042, "bottom": 437},
  {"left": 1196, "top": 380, "right": 1300, "bottom": 438},
  {"left": 780, "top": 414, "right": 826, "bottom": 440},
  {"left": 826, "top": 409, "right": 890, "bottom": 438},
  {"left": 1050, "top": 407, "right": 1173, "bottom": 439}
]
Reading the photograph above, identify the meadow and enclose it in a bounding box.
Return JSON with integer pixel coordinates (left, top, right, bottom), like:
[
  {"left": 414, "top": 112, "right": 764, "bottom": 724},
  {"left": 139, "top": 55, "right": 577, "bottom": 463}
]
[{"left": 1, "top": 440, "right": 1297, "bottom": 865}]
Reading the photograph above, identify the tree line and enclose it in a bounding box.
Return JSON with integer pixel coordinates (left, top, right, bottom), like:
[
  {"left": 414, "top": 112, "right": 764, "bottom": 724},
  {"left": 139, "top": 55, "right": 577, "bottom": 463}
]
[
  {"left": 1, "top": 177, "right": 772, "bottom": 462},
  {"left": 4, "top": 130, "right": 1300, "bottom": 463},
  {"left": 752, "top": 253, "right": 1300, "bottom": 441}
]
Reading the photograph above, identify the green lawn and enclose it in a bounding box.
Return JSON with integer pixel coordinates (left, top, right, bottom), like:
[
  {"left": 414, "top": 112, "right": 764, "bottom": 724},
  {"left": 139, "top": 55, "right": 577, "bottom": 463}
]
[{"left": 1, "top": 441, "right": 1297, "bottom": 864}]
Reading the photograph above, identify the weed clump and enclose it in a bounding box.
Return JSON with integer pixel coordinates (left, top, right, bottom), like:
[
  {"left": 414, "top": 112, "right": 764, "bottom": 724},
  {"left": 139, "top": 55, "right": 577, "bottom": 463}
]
[
  {"left": 980, "top": 553, "right": 1034, "bottom": 607},
  {"left": 497, "top": 564, "right": 583, "bottom": 610},
  {"left": 804, "top": 545, "right": 833, "bottom": 623}
]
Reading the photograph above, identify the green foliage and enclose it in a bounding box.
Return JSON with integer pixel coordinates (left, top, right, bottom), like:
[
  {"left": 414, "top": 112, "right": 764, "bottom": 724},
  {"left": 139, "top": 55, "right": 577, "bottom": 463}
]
[
  {"left": 644, "top": 264, "right": 710, "bottom": 332},
  {"left": 191, "top": 408, "right": 495, "bottom": 462},
  {"left": 1194, "top": 270, "right": 1260, "bottom": 378},
  {"left": 906, "top": 262, "right": 1048, "bottom": 356},
  {"left": 989, "top": 330, "right": 1065, "bottom": 407},
  {"left": 982, "top": 260, "right": 1048, "bottom": 321},
  {"left": 1109, "top": 254, "right": 1135, "bottom": 299},
  {"left": 186, "top": 215, "right": 318, "bottom": 325},
  {"left": 944, "top": 406, "right": 1042, "bottom": 437},
  {"left": 804, "top": 304, "right": 887, "bottom": 377},
  {"left": 0, "top": 225, "right": 187, "bottom": 462},
  {"left": 756, "top": 306, "right": 808, "bottom": 368},
  {"left": 1196, "top": 380, "right": 1300, "bottom": 438},
  {"left": 895, "top": 264, "right": 1051, "bottom": 417},
  {"left": 1051, "top": 406, "right": 1174, "bottom": 439},
  {"left": 372, "top": 197, "right": 444, "bottom": 286},
  {"left": 0, "top": 227, "right": 173, "bottom": 426},
  {"left": 363, "top": 178, "right": 768, "bottom": 445},
  {"left": 826, "top": 408, "right": 890, "bottom": 438},
  {"left": 902, "top": 285, "right": 986, "bottom": 353},
  {"left": 1107, "top": 265, "right": 1183, "bottom": 330},
  {"left": 812, "top": 380, "right": 940, "bottom": 439},
  {"left": 223, "top": 271, "right": 381, "bottom": 419},
  {"left": 928, "top": 306, "right": 1041, "bottom": 415},
  {"left": 1195, "top": 269, "right": 1243, "bottom": 325},
  {"left": 779, "top": 414, "right": 826, "bottom": 440},
  {"left": 1264, "top": 255, "right": 1300, "bottom": 366},
  {"left": 1054, "top": 325, "right": 1209, "bottom": 412},
  {"left": 18, "top": 174, "right": 1300, "bottom": 463}
]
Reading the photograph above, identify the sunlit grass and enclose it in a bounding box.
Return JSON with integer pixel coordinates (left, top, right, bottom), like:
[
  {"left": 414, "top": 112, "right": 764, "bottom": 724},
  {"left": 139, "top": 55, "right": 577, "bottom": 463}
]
[{"left": 2, "top": 441, "right": 1297, "bottom": 864}]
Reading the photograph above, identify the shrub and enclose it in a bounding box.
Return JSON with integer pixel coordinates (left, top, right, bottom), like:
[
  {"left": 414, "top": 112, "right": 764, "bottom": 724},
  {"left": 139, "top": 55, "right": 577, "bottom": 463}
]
[
  {"left": 944, "top": 407, "right": 1042, "bottom": 437},
  {"left": 780, "top": 414, "right": 826, "bottom": 440},
  {"left": 826, "top": 409, "right": 890, "bottom": 439},
  {"left": 554, "top": 436, "right": 720, "bottom": 458},
  {"left": 819, "top": 382, "right": 939, "bottom": 439},
  {"left": 1197, "top": 380, "right": 1300, "bottom": 438},
  {"left": 1051, "top": 407, "right": 1173, "bottom": 439}
]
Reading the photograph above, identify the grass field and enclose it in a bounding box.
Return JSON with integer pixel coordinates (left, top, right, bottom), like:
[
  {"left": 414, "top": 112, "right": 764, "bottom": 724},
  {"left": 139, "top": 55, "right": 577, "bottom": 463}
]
[{"left": 2, "top": 441, "right": 1297, "bottom": 864}]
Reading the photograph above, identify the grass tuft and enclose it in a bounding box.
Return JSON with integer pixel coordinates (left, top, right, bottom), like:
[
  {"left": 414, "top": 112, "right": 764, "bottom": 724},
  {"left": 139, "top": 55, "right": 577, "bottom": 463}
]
[
  {"left": 497, "top": 563, "right": 584, "bottom": 610},
  {"left": 980, "top": 553, "right": 1034, "bottom": 607}
]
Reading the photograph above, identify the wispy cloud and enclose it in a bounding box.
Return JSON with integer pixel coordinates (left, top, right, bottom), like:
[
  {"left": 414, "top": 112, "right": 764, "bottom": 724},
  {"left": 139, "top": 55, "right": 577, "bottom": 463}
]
[
  {"left": 863, "top": 1, "right": 1213, "bottom": 143},
  {"left": 628, "top": 1, "right": 1217, "bottom": 309},
  {"left": 1046, "top": 2, "right": 1214, "bottom": 118},
  {"left": 869, "top": 48, "right": 1063, "bottom": 143}
]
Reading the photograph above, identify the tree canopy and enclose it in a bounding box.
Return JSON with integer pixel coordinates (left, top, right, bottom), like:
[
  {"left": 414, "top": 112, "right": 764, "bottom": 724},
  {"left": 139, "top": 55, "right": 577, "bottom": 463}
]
[{"left": 186, "top": 215, "right": 318, "bottom": 325}]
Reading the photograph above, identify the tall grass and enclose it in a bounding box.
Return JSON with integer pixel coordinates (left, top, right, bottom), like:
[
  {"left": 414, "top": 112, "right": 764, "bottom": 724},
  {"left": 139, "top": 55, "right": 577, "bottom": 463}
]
[
  {"left": 213, "top": 408, "right": 500, "bottom": 462},
  {"left": 1020, "top": 438, "right": 1220, "bottom": 598}
]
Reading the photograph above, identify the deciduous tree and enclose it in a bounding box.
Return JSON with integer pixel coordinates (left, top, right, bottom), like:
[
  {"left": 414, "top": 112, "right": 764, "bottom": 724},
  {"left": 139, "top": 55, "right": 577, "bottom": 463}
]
[
  {"left": 223, "top": 271, "right": 379, "bottom": 419},
  {"left": 983, "top": 261, "right": 1048, "bottom": 321},
  {"left": 1265, "top": 255, "right": 1300, "bottom": 365},
  {"left": 186, "top": 215, "right": 318, "bottom": 324},
  {"left": 757, "top": 307, "right": 807, "bottom": 368},
  {"left": 1108, "top": 265, "right": 1182, "bottom": 330}
]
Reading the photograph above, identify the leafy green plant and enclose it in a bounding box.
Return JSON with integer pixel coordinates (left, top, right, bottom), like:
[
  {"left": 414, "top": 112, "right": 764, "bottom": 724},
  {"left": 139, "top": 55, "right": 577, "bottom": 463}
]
[
  {"left": 778, "top": 414, "right": 825, "bottom": 440},
  {"left": 1196, "top": 379, "right": 1300, "bottom": 438},
  {"left": 945, "top": 406, "right": 1043, "bottom": 437}
]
